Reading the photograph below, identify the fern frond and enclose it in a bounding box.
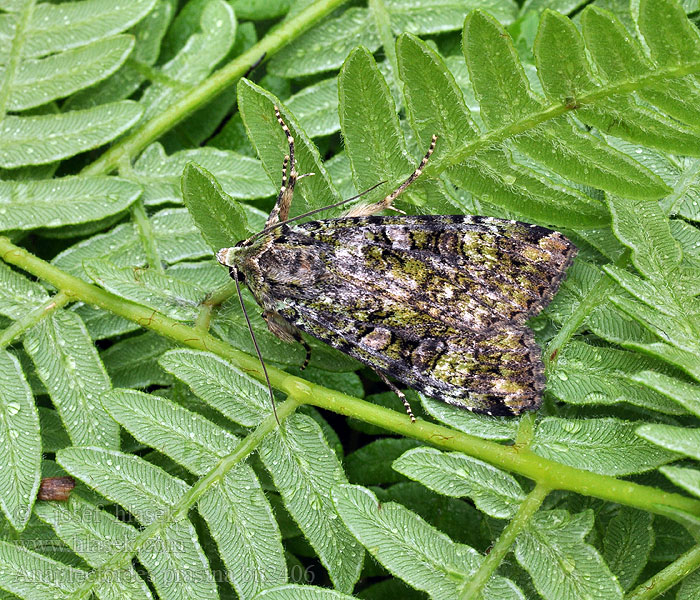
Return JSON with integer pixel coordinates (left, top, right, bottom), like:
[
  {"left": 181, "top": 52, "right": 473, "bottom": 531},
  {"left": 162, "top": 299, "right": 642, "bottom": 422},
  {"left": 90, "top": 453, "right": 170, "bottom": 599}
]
[
  {"left": 0, "top": 0, "right": 155, "bottom": 167},
  {"left": 1, "top": 1, "right": 700, "bottom": 598}
]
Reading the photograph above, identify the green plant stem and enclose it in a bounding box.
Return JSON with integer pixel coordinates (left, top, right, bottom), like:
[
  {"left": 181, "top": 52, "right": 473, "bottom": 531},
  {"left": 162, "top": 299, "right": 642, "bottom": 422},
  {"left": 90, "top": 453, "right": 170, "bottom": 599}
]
[
  {"left": 369, "top": 0, "right": 400, "bottom": 98},
  {"left": 129, "top": 199, "right": 163, "bottom": 272},
  {"left": 626, "top": 543, "right": 700, "bottom": 600},
  {"left": 125, "top": 57, "right": 191, "bottom": 91},
  {"left": 460, "top": 483, "right": 550, "bottom": 600},
  {"left": 194, "top": 304, "right": 212, "bottom": 332},
  {"left": 544, "top": 250, "right": 630, "bottom": 369},
  {"left": 204, "top": 281, "right": 236, "bottom": 307},
  {"left": 68, "top": 397, "right": 299, "bottom": 600},
  {"left": 195, "top": 282, "right": 236, "bottom": 331},
  {"left": 3, "top": 236, "right": 700, "bottom": 523},
  {"left": 0, "top": 290, "right": 71, "bottom": 349},
  {"left": 81, "top": 0, "right": 349, "bottom": 176}
]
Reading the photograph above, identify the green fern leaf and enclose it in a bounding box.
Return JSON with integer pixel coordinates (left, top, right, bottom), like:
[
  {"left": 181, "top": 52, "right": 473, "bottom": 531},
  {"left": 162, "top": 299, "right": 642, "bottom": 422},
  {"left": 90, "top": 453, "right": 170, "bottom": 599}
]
[
  {"left": 57, "top": 446, "right": 220, "bottom": 599},
  {"left": 101, "top": 332, "right": 174, "bottom": 388},
  {"left": 0, "top": 0, "right": 157, "bottom": 56},
  {"left": 136, "top": 143, "right": 275, "bottom": 206},
  {"left": 602, "top": 507, "right": 654, "bottom": 591},
  {"left": 396, "top": 32, "right": 610, "bottom": 226},
  {"left": 159, "top": 348, "right": 270, "bottom": 426},
  {"left": 0, "top": 350, "right": 40, "bottom": 531},
  {"left": 268, "top": 8, "right": 380, "bottom": 78},
  {"left": 0, "top": 539, "right": 88, "bottom": 599},
  {"left": 0, "top": 176, "right": 141, "bottom": 231},
  {"left": 394, "top": 446, "right": 525, "bottom": 517},
  {"left": 23, "top": 311, "right": 118, "bottom": 448},
  {"left": 637, "top": 423, "right": 700, "bottom": 461},
  {"left": 38, "top": 407, "right": 70, "bottom": 454},
  {"left": 339, "top": 46, "right": 454, "bottom": 214},
  {"left": 66, "top": 0, "right": 174, "bottom": 110},
  {"left": 103, "top": 388, "right": 240, "bottom": 472},
  {"left": 659, "top": 465, "right": 700, "bottom": 500},
  {"left": 420, "top": 396, "right": 519, "bottom": 441},
  {"left": 56, "top": 447, "right": 188, "bottom": 525},
  {"left": 84, "top": 258, "right": 209, "bottom": 321},
  {"left": 0, "top": 102, "right": 144, "bottom": 168},
  {"left": 0, "top": 262, "right": 49, "bottom": 319},
  {"left": 286, "top": 78, "right": 339, "bottom": 138},
  {"left": 385, "top": 0, "right": 518, "bottom": 34},
  {"left": 52, "top": 208, "right": 211, "bottom": 281},
  {"left": 260, "top": 415, "right": 363, "bottom": 594},
  {"left": 536, "top": 9, "right": 700, "bottom": 157},
  {"left": 0, "top": 0, "right": 161, "bottom": 167},
  {"left": 34, "top": 495, "right": 153, "bottom": 599},
  {"left": 138, "top": 0, "right": 235, "bottom": 124},
  {"left": 250, "top": 585, "right": 357, "bottom": 600},
  {"left": 632, "top": 370, "right": 700, "bottom": 416},
  {"left": 102, "top": 389, "right": 286, "bottom": 597},
  {"left": 333, "top": 484, "right": 525, "bottom": 599},
  {"left": 345, "top": 438, "right": 422, "bottom": 486},
  {"left": 514, "top": 510, "right": 623, "bottom": 600},
  {"left": 581, "top": 6, "right": 700, "bottom": 129},
  {"left": 548, "top": 340, "right": 687, "bottom": 414},
  {"left": 72, "top": 303, "right": 139, "bottom": 341},
  {"left": 7, "top": 35, "right": 134, "bottom": 111},
  {"left": 140, "top": 520, "right": 219, "bottom": 600},
  {"left": 181, "top": 161, "right": 251, "bottom": 252},
  {"left": 678, "top": 569, "right": 700, "bottom": 600},
  {"left": 530, "top": 417, "right": 678, "bottom": 476},
  {"left": 546, "top": 260, "right": 655, "bottom": 346}
]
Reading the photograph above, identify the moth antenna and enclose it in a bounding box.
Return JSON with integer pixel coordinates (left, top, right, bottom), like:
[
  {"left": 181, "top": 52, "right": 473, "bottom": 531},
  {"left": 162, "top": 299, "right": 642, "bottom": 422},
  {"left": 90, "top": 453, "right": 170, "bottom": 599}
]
[
  {"left": 233, "top": 268, "right": 280, "bottom": 426},
  {"left": 345, "top": 134, "right": 438, "bottom": 218},
  {"left": 244, "top": 52, "right": 266, "bottom": 78},
  {"left": 245, "top": 180, "right": 387, "bottom": 246},
  {"left": 265, "top": 106, "right": 298, "bottom": 228}
]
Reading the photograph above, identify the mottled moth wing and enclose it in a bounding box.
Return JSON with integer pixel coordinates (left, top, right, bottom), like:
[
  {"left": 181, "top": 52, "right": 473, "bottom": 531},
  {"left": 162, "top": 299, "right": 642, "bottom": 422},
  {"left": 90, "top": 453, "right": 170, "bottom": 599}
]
[{"left": 242, "top": 215, "right": 576, "bottom": 416}]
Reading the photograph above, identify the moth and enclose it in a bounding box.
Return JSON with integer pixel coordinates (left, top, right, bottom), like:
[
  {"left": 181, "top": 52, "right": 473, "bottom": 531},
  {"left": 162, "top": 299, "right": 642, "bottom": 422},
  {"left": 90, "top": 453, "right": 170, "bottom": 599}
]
[{"left": 217, "top": 107, "right": 577, "bottom": 421}]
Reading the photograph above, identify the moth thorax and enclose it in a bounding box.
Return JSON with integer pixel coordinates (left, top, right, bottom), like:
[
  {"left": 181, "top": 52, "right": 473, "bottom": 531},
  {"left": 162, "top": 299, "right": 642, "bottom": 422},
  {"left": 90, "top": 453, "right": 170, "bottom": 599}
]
[{"left": 259, "top": 245, "right": 323, "bottom": 286}]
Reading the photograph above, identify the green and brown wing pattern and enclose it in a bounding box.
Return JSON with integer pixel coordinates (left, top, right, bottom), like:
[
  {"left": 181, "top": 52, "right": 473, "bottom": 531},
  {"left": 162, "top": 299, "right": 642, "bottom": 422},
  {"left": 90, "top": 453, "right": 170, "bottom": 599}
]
[{"left": 252, "top": 215, "right": 576, "bottom": 415}]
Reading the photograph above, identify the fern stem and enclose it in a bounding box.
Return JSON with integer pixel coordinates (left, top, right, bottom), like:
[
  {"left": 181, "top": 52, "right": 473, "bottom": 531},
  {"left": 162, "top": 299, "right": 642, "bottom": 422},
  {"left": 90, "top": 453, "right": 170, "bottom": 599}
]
[
  {"left": 2, "top": 236, "right": 700, "bottom": 522},
  {"left": 193, "top": 304, "right": 213, "bottom": 332},
  {"left": 433, "top": 60, "right": 700, "bottom": 175},
  {"left": 544, "top": 250, "right": 630, "bottom": 369},
  {"left": 68, "top": 398, "right": 299, "bottom": 600},
  {"left": 81, "top": 0, "right": 350, "bottom": 176},
  {"left": 626, "top": 543, "right": 700, "bottom": 600},
  {"left": 129, "top": 199, "right": 163, "bottom": 272},
  {"left": 369, "top": 0, "right": 401, "bottom": 100},
  {"left": 663, "top": 158, "right": 700, "bottom": 217},
  {"left": 459, "top": 483, "right": 550, "bottom": 600},
  {"left": 0, "top": 0, "right": 35, "bottom": 122},
  {"left": 0, "top": 289, "right": 71, "bottom": 349},
  {"left": 125, "top": 57, "right": 191, "bottom": 91}
]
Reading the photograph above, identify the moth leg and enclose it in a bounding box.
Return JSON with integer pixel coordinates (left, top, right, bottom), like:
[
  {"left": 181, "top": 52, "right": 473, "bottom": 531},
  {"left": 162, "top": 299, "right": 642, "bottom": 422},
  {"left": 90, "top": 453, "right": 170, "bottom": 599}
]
[
  {"left": 375, "top": 370, "right": 416, "bottom": 423},
  {"left": 261, "top": 310, "right": 312, "bottom": 370},
  {"left": 265, "top": 107, "right": 299, "bottom": 229},
  {"left": 345, "top": 134, "right": 437, "bottom": 218}
]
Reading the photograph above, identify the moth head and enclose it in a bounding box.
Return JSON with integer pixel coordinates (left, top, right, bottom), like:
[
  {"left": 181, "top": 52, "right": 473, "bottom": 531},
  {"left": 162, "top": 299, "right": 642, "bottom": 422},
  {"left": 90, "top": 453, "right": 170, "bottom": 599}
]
[
  {"left": 215, "top": 245, "right": 242, "bottom": 268},
  {"left": 216, "top": 237, "right": 257, "bottom": 267}
]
